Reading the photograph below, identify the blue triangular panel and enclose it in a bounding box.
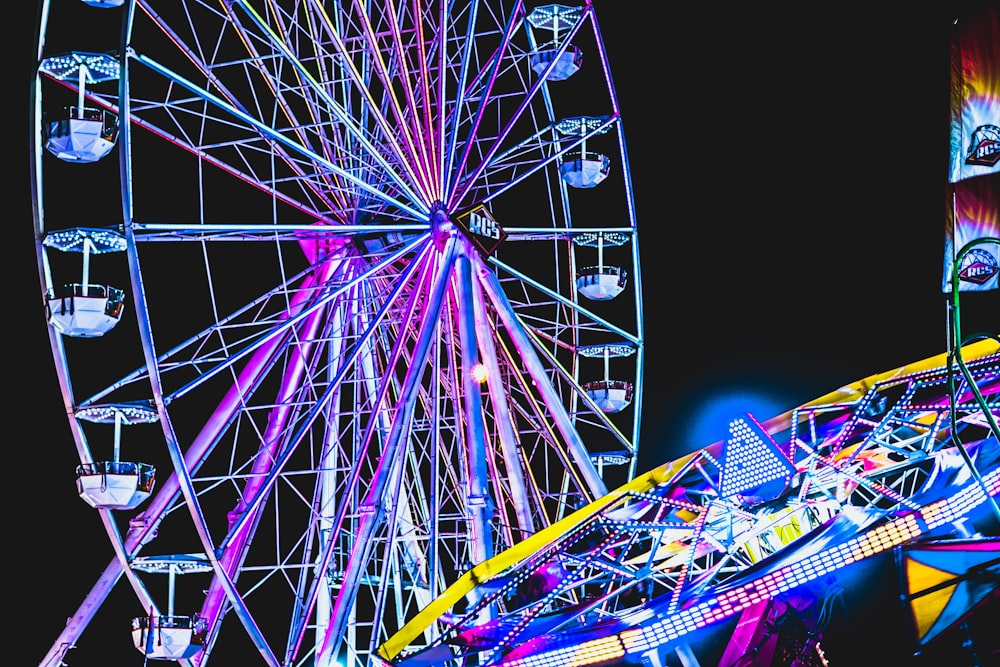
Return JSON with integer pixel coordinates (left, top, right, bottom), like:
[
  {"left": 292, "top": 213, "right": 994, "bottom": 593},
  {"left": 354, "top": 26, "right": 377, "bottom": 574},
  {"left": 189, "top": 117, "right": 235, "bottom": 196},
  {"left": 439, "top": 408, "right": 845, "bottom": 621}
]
[{"left": 908, "top": 545, "right": 999, "bottom": 576}]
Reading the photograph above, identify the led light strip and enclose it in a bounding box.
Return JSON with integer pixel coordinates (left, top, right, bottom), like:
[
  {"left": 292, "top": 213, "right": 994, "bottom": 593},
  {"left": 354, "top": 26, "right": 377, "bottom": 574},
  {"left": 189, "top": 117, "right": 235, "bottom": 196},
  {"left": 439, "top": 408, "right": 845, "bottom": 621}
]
[{"left": 498, "top": 465, "right": 1000, "bottom": 666}]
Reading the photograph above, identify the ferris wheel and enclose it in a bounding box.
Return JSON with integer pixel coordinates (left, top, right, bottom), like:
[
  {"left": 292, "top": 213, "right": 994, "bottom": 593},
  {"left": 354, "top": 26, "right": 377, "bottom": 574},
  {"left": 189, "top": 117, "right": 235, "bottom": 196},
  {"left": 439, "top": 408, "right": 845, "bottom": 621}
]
[{"left": 30, "top": 1, "right": 643, "bottom": 666}]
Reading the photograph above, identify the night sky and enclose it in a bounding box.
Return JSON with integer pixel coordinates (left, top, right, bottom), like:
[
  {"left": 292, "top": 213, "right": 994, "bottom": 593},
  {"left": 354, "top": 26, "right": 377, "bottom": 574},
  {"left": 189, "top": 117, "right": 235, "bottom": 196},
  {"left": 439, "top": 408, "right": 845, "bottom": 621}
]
[{"left": 17, "top": 2, "right": 998, "bottom": 666}]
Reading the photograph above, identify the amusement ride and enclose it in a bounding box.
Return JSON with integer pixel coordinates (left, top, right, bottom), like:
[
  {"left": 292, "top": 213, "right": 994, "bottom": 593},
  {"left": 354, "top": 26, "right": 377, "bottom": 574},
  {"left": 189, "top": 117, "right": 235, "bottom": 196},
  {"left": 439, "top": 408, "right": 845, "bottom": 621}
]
[{"left": 29, "top": 1, "right": 998, "bottom": 666}]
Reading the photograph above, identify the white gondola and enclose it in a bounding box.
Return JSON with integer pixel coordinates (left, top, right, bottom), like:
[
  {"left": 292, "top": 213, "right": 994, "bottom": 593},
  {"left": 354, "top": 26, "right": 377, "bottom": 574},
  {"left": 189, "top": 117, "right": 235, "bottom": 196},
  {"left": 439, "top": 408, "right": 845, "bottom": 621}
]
[
  {"left": 582, "top": 379, "right": 634, "bottom": 413},
  {"left": 44, "top": 106, "right": 119, "bottom": 163},
  {"left": 576, "top": 265, "right": 628, "bottom": 301},
  {"left": 131, "top": 615, "right": 207, "bottom": 661},
  {"left": 559, "top": 150, "right": 611, "bottom": 189},
  {"left": 579, "top": 343, "right": 636, "bottom": 413},
  {"left": 46, "top": 283, "right": 126, "bottom": 338},
  {"left": 43, "top": 227, "right": 127, "bottom": 337},
  {"left": 130, "top": 555, "right": 213, "bottom": 660},
  {"left": 76, "top": 461, "right": 155, "bottom": 510},
  {"left": 527, "top": 5, "right": 583, "bottom": 81},
  {"left": 529, "top": 45, "right": 583, "bottom": 81},
  {"left": 574, "top": 232, "right": 629, "bottom": 301},
  {"left": 38, "top": 51, "right": 120, "bottom": 162},
  {"left": 74, "top": 404, "right": 157, "bottom": 510}
]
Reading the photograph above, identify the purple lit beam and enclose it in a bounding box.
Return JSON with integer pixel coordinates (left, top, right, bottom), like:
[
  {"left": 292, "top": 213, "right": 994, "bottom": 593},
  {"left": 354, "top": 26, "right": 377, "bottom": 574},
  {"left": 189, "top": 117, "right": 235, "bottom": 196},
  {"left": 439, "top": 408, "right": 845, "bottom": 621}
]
[
  {"left": 472, "top": 268, "right": 536, "bottom": 537},
  {"left": 457, "top": 249, "right": 498, "bottom": 593},
  {"left": 320, "top": 235, "right": 459, "bottom": 661},
  {"left": 445, "top": 3, "right": 523, "bottom": 206}
]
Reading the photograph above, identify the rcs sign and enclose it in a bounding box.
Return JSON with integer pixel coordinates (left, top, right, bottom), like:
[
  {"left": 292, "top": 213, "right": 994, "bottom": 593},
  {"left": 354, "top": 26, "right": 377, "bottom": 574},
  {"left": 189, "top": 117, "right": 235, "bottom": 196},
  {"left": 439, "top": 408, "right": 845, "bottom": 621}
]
[
  {"left": 468, "top": 209, "right": 501, "bottom": 239},
  {"left": 454, "top": 205, "right": 507, "bottom": 256}
]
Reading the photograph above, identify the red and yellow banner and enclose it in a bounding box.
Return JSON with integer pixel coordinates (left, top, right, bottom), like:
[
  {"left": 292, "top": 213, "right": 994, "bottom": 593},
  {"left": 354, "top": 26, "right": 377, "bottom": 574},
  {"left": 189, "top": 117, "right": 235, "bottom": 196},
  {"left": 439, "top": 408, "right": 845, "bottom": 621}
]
[{"left": 942, "top": 7, "right": 999, "bottom": 292}]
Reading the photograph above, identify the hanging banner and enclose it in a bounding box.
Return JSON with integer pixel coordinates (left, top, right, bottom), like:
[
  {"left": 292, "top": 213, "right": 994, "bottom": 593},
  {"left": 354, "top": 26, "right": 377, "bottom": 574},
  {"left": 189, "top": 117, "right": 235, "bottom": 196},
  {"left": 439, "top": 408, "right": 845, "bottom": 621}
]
[
  {"left": 947, "top": 7, "right": 999, "bottom": 184},
  {"left": 942, "top": 7, "right": 1000, "bottom": 292},
  {"left": 942, "top": 173, "right": 1000, "bottom": 292}
]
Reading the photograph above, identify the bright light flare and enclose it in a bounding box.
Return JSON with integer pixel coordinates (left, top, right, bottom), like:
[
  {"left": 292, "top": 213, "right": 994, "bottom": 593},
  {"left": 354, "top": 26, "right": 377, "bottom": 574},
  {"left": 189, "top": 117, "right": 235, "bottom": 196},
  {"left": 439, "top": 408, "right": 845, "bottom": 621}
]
[{"left": 471, "top": 362, "right": 488, "bottom": 384}]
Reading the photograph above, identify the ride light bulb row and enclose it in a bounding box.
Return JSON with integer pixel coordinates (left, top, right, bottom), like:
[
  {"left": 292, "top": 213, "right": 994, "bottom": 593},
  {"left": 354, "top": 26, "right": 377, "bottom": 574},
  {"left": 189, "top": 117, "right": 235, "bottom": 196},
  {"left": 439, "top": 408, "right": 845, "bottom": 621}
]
[{"left": 507, "top": 471, "right": 998, "bottom": 667}]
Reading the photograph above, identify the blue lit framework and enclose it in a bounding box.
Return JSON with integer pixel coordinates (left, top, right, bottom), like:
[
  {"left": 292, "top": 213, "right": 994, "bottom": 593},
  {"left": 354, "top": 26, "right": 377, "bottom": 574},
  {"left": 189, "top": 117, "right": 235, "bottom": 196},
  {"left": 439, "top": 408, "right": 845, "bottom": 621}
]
[
  {"left": 30, "top": 2, "right": 645, "bottom": 667},
  {"left": 381, "top": 340, "right": 1000, "bottom": 666}
]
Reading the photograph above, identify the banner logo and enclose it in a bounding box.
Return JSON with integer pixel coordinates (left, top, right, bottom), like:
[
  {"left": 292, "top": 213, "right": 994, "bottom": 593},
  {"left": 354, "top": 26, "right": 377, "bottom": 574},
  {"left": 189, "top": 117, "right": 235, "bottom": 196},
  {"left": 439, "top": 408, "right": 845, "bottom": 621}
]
[
  {"left": 957, "top": 247, "right": 999, "bottom": 285},
  {"left": 965, "top": 124, "right": 1000, "bottom": 167}
]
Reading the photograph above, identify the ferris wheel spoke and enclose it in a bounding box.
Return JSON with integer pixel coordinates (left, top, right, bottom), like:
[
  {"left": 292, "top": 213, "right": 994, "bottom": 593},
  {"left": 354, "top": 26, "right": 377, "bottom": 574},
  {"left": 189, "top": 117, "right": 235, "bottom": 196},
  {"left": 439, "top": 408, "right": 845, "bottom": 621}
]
[
  {"left": 161, "top": 234, "right": 426, "bottom": 402},
  {"left": 231, "top": 254, "right": 433, "bottom": 659},
  {"left": 196, "top": 348, "right": 333, "bottom": 660},
  {"left": 228, "top": 0, "right": 434, "bottom": 208},
  {"left": 68, "top": 235, "right": 415, "bottom": 411},
  {"left": 441, "top": 0, "right": 485, "bottom": 198},
  {"left": 445, "top": 5, "right": 525, "bottom": 207},
  {"left": 133, "top": 52, "right": 429, "bottom": 219},
  {"left": 240, "top": 254, "right": 440, "bottom": 646},
  {"left": 344, "top": 0, "right": 439, "bottom": 201},
  {"left": 316, "top": 0, "right": 441, "bottom": 194},
  {"left": 214, "top": 243, "right": 437, "bottom": 556},
  {"left": 130, "top": 2, "right": 360, "bottom": 219},
  {"left": 449, "top": 7, "right": 592, "bottom": 210},
  {"left": 193, "top": 284, "right": 428, "bottom": 660}
]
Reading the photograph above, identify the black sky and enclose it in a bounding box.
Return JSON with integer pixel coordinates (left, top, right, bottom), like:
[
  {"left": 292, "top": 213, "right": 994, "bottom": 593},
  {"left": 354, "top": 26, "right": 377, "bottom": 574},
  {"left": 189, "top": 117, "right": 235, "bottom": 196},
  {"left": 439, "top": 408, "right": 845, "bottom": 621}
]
[{"left": 17, "top": 2, "right": 998, "bottom": 666}]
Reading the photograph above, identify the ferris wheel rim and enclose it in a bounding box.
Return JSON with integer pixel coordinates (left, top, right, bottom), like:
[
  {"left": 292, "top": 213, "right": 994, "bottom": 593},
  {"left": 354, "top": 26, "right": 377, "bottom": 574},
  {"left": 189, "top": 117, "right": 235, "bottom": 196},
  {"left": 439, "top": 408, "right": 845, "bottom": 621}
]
[{"left": 32, "top": 2, "right": 645, "bottom": 665}]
